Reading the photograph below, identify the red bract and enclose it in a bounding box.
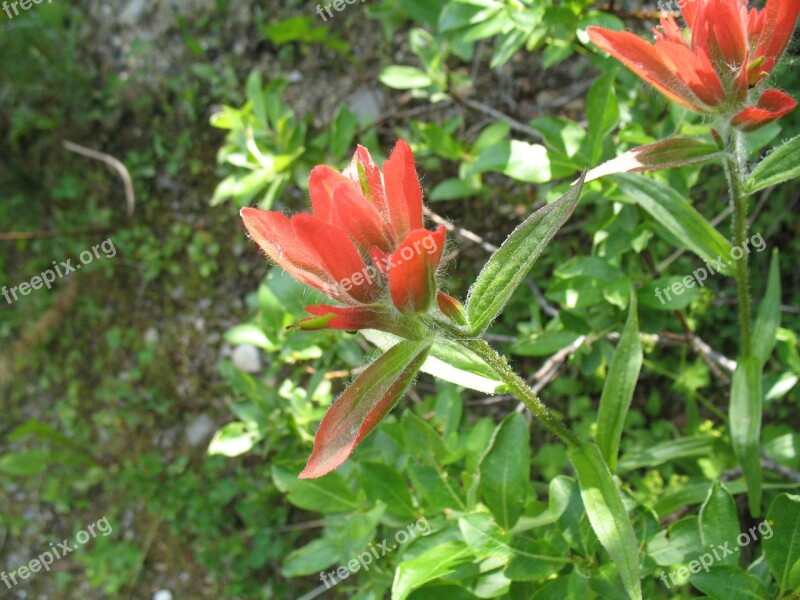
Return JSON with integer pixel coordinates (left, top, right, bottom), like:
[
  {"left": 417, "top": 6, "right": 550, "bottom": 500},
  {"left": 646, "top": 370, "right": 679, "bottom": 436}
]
[
  {"left": 587, "top": 0, "right": 799, "bottom": 130},
  {"left": 240, "top": 140, "right": 447, "bottom": 337}
]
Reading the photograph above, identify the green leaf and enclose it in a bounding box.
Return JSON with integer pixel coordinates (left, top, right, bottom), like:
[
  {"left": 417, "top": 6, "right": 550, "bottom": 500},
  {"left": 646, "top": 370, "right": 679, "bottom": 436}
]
[
  {"left": 362, "top": 329, "right": 504, "bottom": 394},
  {"left": 459, "top": 512, "right": 513, "bottom": 559},
  {"left": 398, "top": 0, "right": 446, "bottom": 26},
  {"left": 698, "top": 483, "right": 740, "bottom": 567},
  {"left": 272, "top": 466, "right": 360, "bottom": 513},
  {"left": 359, "top": 462, "right": 417, "bottom": 519},
  {"left": 689, "top": 567, "right": 768, "bottom": 600},
  {"left": 571, "top": 444, "right": 642, "bottom": 600},
  {"left": 504, "top": 535, "right": 568, "bottom": 582},
  {"left": 466, "top": 174, "right": 584, "bottom": 334},
  {"left": 596, "top": 292, "right": 642, "bottom": 471},
  {"left": 246, "top": 70, "right": 267, "bottom": 126},
  {"left": 638, "top": 276, "right": 702, "bottom": 311},
  {"left": 392, "top": 541, "right": 474, "bottom": 600},
  {"left": 470, "top": 140, "right": 554, "bottom": 183},
  {"left": 207, "top": 422, "right": 261, "bottom": 457},
  {"left": 613, "top": 174, "right": 734, "bottom": 275},
  {"left": 299, "top": 339, "right": 431, "bottom": 478},
  {"left": 729, "top": 356, "right": 763, "bottom": 516},
  {"left": 511, "top": 331, "right": 581, "bottom": 358},
  {"left": 471, "top": 121, "right": 511, "bottom": 153},
  {"left": 479, "top": 412, "right": 531, "bottom": 529},
  {"left": 752, "top": 250, "right": 781, "bottom": 367},
  {"left": 9, "top": 420, "right": 99, "bottom": 464},
  {"left": 379, "top": 66, "right": 433, "bottom": 90},
  {"left": 430, "top": 177, "right": 482, "bottom": 202},
  {"left": 764, "top": 493, "right": 800, "bottom": 596},
  {"left": 647, "top": 517, "right": 701, "bottom": 566},
  {"left": 458, "top": 513, "right": 568, "bottom": 581},
  {"left": 529, "top": 576, "right": 571, "bottom": 599},
  {"left": 328, "top": 105, "right": 358, "bottom": 158},
  {"left": 586, "top": 70, "right": 619, "bottom": 163},
  {"left": 586, "top": 137, "right": 723, "bottom": 182},
  {"left": 224, "top": 323, "right": 275, "bottom": 351},
  {"left": 618, "top": 436, "right": 716, "bottom": 473},
  {"left": 530, "top": 116, "right": 585, "bottom": 158},
  {"left": 401, "top": 411, "right": 451, "bottom": 466},
  {"left": 549, "top": 476, "right": 586, "bottom": 552},
  {"left": 0, "top": 450, "right": 52, "bottom": 476},
  {"left": 282, "top": 538, "right": 341, "bottom": 577},
  {"left": 746, "top": 134, "right": 800, "bottom": 193},
  {"left": 408, "top": 463, "right": 465, "bottom": 511}
]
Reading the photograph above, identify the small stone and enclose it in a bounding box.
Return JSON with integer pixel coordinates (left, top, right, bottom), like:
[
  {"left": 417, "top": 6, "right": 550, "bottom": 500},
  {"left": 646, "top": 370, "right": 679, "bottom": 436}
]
[
  {"left": 119, "top": 0, "right": 147, "bottom": 24},
  {"left": 153, "top": 591, "right": 173, "bottom": 600},
  {"left": 186, "top": 415, "right": 216, "bottom": 448},
  {"left": 348, "top": 87, "right": 383, "bottom": 123},
  {"left": 232, "top": 344, "right": 261, "bottom": 373}
]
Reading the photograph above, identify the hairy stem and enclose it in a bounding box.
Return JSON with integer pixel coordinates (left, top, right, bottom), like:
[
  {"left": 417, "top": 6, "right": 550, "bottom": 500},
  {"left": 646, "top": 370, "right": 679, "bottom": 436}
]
[
  {"left": 724, "top": 132, "right": 752, "bottom": 359},
  {"left": 460, "top": 337, "right": 582, "bottom": 448}
]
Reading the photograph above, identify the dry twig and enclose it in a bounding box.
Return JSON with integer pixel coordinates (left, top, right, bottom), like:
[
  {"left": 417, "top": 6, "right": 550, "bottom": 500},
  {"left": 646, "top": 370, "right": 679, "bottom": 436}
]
[{"left": 63, "top": 140, "right": 135, "bottom": 217}]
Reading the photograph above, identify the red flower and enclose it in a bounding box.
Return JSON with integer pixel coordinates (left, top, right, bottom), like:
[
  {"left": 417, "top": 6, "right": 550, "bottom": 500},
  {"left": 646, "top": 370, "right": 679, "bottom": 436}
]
[
  {"left": 241, "top": 140, "right": 447, "bottom": 336},
  {"left": 587, "top": 0, "right": 799, "bottom": 130}
]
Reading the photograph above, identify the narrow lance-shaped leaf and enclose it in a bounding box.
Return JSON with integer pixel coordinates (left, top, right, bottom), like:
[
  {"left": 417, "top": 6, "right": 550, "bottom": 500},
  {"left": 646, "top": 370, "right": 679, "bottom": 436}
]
[
  {"left": 479, "top": 412, "right": 531, "bottom": 530},
  {"left": 752, "top": 250, "right": 781, "bottom": 368},
  {"left": 698, "top": 482, "right": 740, "bottom": 567},
  {"left": 466, "top": 173, "right": 585, "bottom": 334},
  {"left": 596, "top": 291, "right": 642, "bottom": 471},
  {"left": 746, "top": 134, "right": 800, "bottom": 193},
  {"left": 586, "top": 70, "right": 619, "bottom": 163},
  {"left": 732, "top": 251, "right": 781, "bottom": 515},
  {"left": 586, "top": 138, "right": 723, "bottom": 182},
  {"left": 571, "top": 444, "right": 642, "bottom": 600},
  {"left": 299, "top": 339, "right": 431, "bottom": 479},
  {"left": 613, "top": 174, "right": 734, "bottom": 275},
  {"left": 729, "top": 356, "right": 763, "bottom": 517}
]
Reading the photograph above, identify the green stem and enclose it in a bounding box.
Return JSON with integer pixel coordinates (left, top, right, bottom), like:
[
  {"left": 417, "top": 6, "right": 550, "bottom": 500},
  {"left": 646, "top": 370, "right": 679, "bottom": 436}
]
[
  {"left": 724, "top": 131, "right": 752, "bottom": 359},
  {"left": 459, "top": 337, "right": 582, "bottom": 449}
]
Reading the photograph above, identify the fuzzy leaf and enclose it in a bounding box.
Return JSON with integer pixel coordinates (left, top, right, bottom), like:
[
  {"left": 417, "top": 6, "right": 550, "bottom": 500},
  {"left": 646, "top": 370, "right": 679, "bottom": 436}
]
[
  {"left": 299, "top": 340, "right": 431, "bottom": 478},
  {"left": 596, "top": 292, "right": 642, "bottom": 471},
  {"left": 571, "top": 444, "right": 642, "bottom": 600},
  {"left": 466, "top": 174, "right": 584, "bottom": 334},
  {"left": 729, "top": 356, "right": 763, "bottom": 516},
  {"left": 613, "top": 174, "right": 734, "bottom": 275},
  {"left": 752, "top": 251, "right": 781, "bottom": 367},
  {"left": 586, "top": 137, "right": 722, "bottom": 182},
  {"left": 746, "top": 134, "right": 800, "bottom": 193}
]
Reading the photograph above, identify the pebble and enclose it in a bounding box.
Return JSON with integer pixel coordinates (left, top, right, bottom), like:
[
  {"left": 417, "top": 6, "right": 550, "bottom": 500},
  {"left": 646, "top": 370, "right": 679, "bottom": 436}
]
[{"left": 231, "top": 344, "right": 261, "bottom": 373}]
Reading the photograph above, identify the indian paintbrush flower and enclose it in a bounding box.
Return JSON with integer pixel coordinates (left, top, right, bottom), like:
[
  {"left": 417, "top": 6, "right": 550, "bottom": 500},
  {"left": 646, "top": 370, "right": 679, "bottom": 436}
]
[
  {"left": 240, "top": 140, "right": 447, "bottom": 340},
  {"left": 587, "top": 0, "right": 799, "bottom": 131},
  {"left": 241, "top": 140, "right": 453, "bottom": 478}
]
